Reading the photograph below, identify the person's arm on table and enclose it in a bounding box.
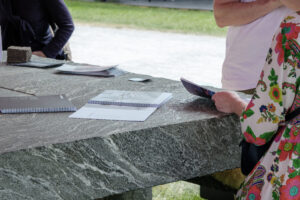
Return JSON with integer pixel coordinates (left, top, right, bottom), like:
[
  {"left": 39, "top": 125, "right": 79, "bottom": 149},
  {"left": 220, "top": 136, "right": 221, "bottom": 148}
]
[
  {"left": 214, "top": 0, "right": 283, "bottom": 27},
  {"left": 40, "top": 0, "right": 75, "bottom": 59}
]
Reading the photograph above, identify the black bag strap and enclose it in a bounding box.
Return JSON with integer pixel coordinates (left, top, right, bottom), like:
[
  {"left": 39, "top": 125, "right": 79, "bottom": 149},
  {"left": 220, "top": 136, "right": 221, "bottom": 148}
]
[{"left": 285, "top": 107, "right": 300, "bottom": 122}]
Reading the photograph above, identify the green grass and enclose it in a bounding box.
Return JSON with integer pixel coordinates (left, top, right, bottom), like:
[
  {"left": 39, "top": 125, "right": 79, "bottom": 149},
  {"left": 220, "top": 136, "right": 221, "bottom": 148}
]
[
  {"left": 65, "top": 0, "right": 227, "bottom": 36},
  {"left": 153, "top": 181, "right": 206, "bottom": 200}
]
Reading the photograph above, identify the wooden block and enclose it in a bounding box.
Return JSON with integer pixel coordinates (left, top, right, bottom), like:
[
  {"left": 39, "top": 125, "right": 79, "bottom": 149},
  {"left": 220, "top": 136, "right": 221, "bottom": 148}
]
[{"left": 7, "top": 46, "right": 32, "bottom": 63}]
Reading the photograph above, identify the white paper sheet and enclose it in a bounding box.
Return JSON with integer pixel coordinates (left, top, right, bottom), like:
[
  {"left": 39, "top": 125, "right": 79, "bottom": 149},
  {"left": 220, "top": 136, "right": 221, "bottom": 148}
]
[
  {"left": 56, "top": 63, "right": 114, "bottom": 73},
  {"left": 69, "top": 104, "right": 157, "bottom": 121}
]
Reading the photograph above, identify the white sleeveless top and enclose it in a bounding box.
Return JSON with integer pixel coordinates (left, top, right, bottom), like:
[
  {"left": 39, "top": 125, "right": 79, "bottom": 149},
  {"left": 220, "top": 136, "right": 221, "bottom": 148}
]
[{"left": 221, "top": 3, "right": 293, "bottom": 90}]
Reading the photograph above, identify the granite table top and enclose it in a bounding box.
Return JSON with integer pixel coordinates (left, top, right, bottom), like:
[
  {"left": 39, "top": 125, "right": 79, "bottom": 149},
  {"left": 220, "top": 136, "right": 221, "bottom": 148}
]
[{"left": 0, "top": 53, "right": 244, "bottom": 200}]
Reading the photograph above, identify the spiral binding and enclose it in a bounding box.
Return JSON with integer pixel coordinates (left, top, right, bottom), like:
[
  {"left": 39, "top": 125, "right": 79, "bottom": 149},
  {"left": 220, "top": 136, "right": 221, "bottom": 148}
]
[
  {"left": 1, "top": 107, "right": 77, "bottom": 114},
  {"left": 87, "top": 100, "right": 159, "bottom": 108}
]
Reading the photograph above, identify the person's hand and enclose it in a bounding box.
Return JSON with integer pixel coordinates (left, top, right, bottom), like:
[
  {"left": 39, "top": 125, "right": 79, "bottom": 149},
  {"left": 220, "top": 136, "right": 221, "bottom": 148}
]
[
  {"left": 32, "top": 51, "right": 47, "bottom": 58},
  {"left": 212, "top": 91, "right": 247, "bottom": 116}
]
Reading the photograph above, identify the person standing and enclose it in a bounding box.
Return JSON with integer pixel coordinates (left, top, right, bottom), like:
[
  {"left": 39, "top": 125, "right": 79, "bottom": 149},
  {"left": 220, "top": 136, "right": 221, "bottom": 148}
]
[
  {"left": 204, "top": 1, "right": 293, "bottom": 198},
  {"left": 212, "top": 4, "right": 300, "bottom": 199},
  {"left": 214, "top": 0, "right": 293, "bottom": 93},
  {"left": 0, "top": 0, "right": 74, "bottom": 60}
]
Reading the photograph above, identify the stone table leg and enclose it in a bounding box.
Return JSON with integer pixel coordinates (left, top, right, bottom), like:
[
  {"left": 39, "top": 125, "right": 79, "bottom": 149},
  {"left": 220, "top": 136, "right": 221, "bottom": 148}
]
[
  {"left": 186, "top": 175, "right": 236, "bottom": 200},
  {"left": 99, "top": 188, "right": 152, "bottom": 200}
]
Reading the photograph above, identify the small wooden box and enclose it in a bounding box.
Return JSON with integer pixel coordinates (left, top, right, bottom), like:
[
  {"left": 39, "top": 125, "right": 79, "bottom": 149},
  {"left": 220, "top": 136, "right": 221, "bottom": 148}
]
[{"left": 7, "top": 46, "right": 32, "bottom": 63}]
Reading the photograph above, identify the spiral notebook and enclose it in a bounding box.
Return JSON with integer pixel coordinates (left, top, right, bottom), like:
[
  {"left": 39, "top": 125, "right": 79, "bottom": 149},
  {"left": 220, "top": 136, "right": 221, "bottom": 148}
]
[
  {"left": 70, "top": 90, "right": 172, "bottom": 121},
  {"left": 88, "top": 90, "right": 172, "bottom": 107},
  {"left": 0, "top": 95, "right": 77, "bottom": 114}
]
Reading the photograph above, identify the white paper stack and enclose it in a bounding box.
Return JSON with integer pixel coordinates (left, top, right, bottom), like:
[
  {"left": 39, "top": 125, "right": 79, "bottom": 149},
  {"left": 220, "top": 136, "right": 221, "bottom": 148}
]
[{"left": 55, "top": 63, "right": 124, "bottom": 77}]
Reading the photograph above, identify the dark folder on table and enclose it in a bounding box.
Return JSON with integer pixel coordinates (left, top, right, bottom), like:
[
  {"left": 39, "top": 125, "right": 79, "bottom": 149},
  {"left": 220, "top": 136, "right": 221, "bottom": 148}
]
[
  {"left": 55, "top": 63, "right": 126, "bottom": 77},
  {"left": 0, "top": 95, "right": 77, "bottom": 114},
  {"left": 180, "top": 77, "right": 215, "bottom": 99},
  {"left": 11, "top": 60, "right": 64, "bottom": 68}
]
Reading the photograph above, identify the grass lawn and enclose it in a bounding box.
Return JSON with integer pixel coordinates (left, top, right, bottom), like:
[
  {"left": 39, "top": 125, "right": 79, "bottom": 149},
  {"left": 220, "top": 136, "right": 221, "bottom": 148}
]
[{"left": 65, "top": 0, "right": 227, "bottom": 36}]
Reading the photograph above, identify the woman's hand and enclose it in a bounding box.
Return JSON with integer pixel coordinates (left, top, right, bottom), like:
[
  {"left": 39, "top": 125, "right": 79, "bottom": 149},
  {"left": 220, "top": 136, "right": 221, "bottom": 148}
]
[
  {"left": 212, "top": 91, "right": 247, "bottom": 116},
  {"left": 32, "top": 51, "right": 47, "bottom": 58}
]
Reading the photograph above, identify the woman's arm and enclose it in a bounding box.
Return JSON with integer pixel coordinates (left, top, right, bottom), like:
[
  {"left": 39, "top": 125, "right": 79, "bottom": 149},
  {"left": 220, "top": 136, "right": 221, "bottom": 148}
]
[
  {"left": 42, "top": 0, "right": 75, "bottom": 58},
  {"left": 213, "top": 0, "right": 282, "bottom": 27},
  {"left": 280, "top": 0, "right": 300, "bottom": 11},
  {"left": 212, "top": 91, "right": 247, "bottom": 116}
]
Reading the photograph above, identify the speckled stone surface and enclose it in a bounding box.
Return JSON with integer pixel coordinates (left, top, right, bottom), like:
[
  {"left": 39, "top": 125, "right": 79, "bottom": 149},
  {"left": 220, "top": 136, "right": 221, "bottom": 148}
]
[{"left": 0, "top": 53, "right": 246, "bottom": 199}]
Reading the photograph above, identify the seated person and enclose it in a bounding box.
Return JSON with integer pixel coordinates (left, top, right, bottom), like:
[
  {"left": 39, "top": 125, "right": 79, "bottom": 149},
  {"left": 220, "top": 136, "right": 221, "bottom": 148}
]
[
  {"left": 212, "top": 9, "right": 300, "bottom": 199},
  {"left": 0, "top": 0, "right": 74, "bottom": 60}
]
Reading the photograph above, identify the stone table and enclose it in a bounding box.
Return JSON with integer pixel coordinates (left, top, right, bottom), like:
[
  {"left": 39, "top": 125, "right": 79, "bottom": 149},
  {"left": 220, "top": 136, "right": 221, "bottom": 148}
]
[{"left": 0, "top": 54, "right": 243, "bottom": 200}]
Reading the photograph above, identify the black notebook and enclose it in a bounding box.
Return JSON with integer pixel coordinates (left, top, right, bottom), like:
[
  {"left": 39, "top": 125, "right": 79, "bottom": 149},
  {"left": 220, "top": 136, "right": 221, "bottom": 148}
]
[
  {"left": 180, "top": 77, "right": 215, "bottom": 99},
  {"left": 0, "top": 95, "right": 77, "bottom": 114}
]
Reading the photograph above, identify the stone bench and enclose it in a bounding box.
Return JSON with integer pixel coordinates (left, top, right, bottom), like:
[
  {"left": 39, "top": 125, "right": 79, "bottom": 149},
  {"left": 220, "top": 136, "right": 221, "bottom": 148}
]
[{"left": 0, "top": 53, "right": 245, "bottom": 199}]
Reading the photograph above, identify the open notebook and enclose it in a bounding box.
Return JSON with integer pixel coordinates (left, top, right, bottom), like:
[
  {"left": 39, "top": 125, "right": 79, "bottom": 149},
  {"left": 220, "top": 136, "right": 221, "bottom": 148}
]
[
  {"left": 88, "top": 90, "right": 172, "bottom": 107},
  {"left": 70, "top": 90, "right": 172, "bottom": 121},
  {"left": 0, "top": 95, "right": 76, "bottom": 114}
]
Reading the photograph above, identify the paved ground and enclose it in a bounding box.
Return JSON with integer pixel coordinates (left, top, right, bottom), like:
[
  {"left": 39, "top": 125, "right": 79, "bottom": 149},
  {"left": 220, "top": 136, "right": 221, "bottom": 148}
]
[
  {"left": 114, "top": 0, "right": 213, "bottom": 10},
  {"left": 70, "top": 25, "right": 226, "bottom": 88}
]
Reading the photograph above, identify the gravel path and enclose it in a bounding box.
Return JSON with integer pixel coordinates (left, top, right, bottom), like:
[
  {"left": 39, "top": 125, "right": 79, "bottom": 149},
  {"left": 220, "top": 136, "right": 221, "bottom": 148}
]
[{"left": 70, "top": 25, "right": 226, "bottom": 87}]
